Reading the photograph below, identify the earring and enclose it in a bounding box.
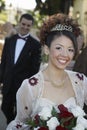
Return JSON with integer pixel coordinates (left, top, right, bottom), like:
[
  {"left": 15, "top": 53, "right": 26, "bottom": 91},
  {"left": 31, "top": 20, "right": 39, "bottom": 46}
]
[
  {"left": 41, "top": 53, "right": 48, "bottom": 63},
  {"left": 41, "top": 45, "right": 49, "bottom": 63}
]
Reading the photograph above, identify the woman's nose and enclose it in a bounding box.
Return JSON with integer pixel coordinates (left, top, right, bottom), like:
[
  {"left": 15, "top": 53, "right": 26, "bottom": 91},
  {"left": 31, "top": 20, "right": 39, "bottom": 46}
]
[{"left": 62, "top": 49, "right": 68, "bottom": 56}]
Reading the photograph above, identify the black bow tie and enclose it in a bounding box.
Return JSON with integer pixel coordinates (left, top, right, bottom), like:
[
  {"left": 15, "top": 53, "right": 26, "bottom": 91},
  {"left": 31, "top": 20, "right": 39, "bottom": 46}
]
[{"left": 17, "top": 35, "right": 28, "bottom": 41}]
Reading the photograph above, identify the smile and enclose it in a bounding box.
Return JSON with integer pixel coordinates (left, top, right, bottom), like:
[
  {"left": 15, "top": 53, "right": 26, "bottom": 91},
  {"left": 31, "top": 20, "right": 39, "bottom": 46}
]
[{"left": 58, "top": 59, "right": 68, "bottom": 64}]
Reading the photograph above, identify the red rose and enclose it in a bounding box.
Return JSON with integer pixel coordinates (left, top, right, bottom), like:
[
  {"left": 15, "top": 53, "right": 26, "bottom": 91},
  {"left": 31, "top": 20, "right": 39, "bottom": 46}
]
[
  {"left": 58, "top": 104, "right": 74, "bottom": 118},
  {"left": 58, "top": 111, "right": 74, "bottom": 118},
  {"left": 38, "top": 127, "right": 48, "bottom": 130},
  {"left": 58, "top": 104, "right": 75, "bottom": 128},
  {"left": 63, "top": 117, "right": 76, "bottom": 128},
  {"left": 56, "top": 126, "right": 68, "bottom": 130},
  {"left": 34, "top": 114, "right": 40, "bottom": 125},
  {"left": 58, "top": 104, "right": 68, "bottom": 112}
]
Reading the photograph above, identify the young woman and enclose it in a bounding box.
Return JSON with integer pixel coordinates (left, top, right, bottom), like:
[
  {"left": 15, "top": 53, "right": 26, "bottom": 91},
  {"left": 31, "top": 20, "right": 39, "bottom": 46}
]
[{"left": 7, "top": 13, "right": 87, "bottom": 130}]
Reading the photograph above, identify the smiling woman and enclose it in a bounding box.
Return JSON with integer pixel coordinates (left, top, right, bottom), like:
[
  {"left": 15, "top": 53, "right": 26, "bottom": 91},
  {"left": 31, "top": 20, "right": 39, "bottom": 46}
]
[{"left": 6, "top": 0, "right": 36, "bottom": 10}]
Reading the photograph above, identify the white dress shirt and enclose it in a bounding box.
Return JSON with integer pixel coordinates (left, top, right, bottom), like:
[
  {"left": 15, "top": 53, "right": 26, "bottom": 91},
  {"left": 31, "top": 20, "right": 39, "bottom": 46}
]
[{"left": 14, "top": 33, "right": 29, "bottom": 64}]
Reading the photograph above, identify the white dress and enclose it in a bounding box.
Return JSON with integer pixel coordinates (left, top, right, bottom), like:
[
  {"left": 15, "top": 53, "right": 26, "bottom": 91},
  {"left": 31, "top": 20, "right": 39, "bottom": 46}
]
[{"left": 6, "top": 70, "right": 87, "bottom": 130}]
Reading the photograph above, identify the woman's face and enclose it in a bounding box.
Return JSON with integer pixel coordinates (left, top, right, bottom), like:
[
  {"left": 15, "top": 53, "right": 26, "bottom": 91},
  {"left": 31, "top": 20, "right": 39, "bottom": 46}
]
[{"left": 47, "top": 35, "right": 75, "bottom": 70}]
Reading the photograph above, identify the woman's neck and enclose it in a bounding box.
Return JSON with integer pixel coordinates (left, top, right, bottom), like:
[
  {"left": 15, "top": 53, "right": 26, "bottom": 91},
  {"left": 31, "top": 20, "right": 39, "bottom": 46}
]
[
  {"left": 43, "top": 65, "right": 68, "bottom": 88},
  {"left": 44, "top": 64, "right": 66, "bottom": 81}
]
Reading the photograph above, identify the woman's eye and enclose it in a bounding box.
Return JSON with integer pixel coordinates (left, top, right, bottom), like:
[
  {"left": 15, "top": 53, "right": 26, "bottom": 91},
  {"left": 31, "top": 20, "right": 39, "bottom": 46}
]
[
  {"left": 68, "top": 48, "right": 74, "bottom": 52},
  {"left": 56, "top": 47, "right": 61, "bottom": 50}
]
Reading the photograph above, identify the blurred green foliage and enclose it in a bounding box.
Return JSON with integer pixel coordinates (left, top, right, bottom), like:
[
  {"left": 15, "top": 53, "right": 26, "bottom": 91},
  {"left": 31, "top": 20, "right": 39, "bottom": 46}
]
[
  {"left": 0, "top": 0, "right": 5, "bottom": 12},
  {"left": 0, "top": 11, "right": 8, "bottom": 23}
]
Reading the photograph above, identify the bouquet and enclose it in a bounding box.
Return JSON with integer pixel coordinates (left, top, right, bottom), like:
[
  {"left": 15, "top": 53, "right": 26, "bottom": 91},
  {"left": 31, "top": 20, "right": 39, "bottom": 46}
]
[{"left": 26, "top": 104, "right": 87, "bottom": 130}]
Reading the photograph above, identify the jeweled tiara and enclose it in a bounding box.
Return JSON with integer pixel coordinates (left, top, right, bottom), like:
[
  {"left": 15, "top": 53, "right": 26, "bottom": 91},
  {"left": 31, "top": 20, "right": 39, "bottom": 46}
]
[{"left": 51, "top": 24, "right": 73, "bottom": 32}]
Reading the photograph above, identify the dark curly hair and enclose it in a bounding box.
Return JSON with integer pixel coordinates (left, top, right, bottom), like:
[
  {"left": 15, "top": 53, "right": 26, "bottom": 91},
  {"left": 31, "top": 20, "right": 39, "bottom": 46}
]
[{"left": 40, "top": 13, "right": 82, "bottom": 57}]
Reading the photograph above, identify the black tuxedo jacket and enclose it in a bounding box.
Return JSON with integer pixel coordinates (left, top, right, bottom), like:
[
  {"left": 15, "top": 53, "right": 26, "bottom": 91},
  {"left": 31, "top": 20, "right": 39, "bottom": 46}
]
[{"left": 0, "top": 34, "right": 41, "bottom": 95}]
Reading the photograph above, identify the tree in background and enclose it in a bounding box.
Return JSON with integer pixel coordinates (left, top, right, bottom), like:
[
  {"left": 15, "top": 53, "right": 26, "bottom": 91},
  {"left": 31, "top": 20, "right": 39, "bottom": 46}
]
[
  {"left": 35, "top": 0, "right": 73, "bottom": 16},
  {"left": 0, "top": 0, "right": 5, "bottom": 12},
  {"left": 35, "top": 0, "right": 61, "bottom": 15}
]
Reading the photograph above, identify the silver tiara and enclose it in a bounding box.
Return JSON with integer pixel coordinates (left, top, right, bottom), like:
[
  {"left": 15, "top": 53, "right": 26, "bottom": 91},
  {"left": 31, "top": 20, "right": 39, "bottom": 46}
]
[{"left": 51, "top": 24, "right": 73, "bottom": 32}]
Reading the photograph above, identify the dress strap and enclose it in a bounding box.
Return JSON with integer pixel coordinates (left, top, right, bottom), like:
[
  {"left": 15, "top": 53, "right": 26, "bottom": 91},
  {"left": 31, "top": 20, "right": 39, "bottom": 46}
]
[
  {"left": 28, "top": 84, "right": 34, "bottom": 100},
  {"left": 37, "top": 71, "right": 44, "bottom": 98},
  {"left": 66, "top": 70, "right": 84, "bottom": 108}
]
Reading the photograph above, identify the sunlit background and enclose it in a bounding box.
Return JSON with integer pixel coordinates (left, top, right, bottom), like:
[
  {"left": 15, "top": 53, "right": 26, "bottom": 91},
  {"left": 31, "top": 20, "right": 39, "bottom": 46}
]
[
  {"left": 5, "top": 0, "right": 36, "bottom": 10},
  {"left": 0, "top": 0, "right": 87, "bottom": 50}
]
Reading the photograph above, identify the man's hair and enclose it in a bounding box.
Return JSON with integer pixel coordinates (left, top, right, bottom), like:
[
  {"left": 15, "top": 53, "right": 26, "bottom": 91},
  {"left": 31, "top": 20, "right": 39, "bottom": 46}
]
[{"left": 20, "top": 13, "right": 34, "bottom": 24}]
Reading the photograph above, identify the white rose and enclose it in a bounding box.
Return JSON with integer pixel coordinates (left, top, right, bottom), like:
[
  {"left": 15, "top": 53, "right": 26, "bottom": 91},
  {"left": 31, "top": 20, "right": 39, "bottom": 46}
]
[
  {"left": 34, "top": 127, "right": 40, "bottom": 130},
  {"left": 38, "top": 106, "right": 52, "bottom": 120},
  {"left": 70, "top": 106, "right": 85, "bottom": 117},
  {"left": 47, "top": 117, "right": 60, "bottom": 130},
  {"left": 73, "top": 124, "right": 84, "bottom": 130},
  {"left": 77, "top": 116, "right": 87, "bottom": 128}
]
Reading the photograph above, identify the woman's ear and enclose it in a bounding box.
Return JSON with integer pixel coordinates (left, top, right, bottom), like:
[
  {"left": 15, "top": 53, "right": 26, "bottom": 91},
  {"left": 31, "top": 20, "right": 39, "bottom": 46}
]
[{"left": 44, "top": 45, "right": 49, "bottom": 55}]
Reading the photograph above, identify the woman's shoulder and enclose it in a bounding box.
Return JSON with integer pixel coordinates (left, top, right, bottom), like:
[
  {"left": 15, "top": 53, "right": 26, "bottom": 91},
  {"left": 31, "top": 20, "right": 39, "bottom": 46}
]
[
  {"left": 22, "top": 71, "right": 42, "bottom": 84},
  {"left": 66, "top": 69, "right": 84, "bottom": 76},
  {"left": 28, "top": 71, "right": 42, "bottom": 86},
  {"left": 17, "top": 71, "right": 43, "bottom": 94},
  {"left": 65, "top": 69, "right": 87, "bottom": 83},
  {"left": 16, "top": 71, "right": 43, "bottom": 101}
]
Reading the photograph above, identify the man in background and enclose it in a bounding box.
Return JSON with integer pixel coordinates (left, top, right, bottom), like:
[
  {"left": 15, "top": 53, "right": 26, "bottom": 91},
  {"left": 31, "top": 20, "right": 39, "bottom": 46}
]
[{"left": 0, "top": 13, "right": 41, "bottom": 124}]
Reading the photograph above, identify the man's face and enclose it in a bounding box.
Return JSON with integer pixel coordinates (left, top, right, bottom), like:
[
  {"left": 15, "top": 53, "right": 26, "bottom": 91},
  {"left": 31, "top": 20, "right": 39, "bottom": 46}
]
[{"left": 19, "top": 17, "right": 33, "bottom": 36}]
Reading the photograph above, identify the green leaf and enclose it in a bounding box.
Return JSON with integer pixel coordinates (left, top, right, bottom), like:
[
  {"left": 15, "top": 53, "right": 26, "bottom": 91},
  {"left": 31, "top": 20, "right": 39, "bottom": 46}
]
[
  {"left": 26, "top": 118, "right": 37, "bottom": 127},
  {"left": 51, "top": 107, "right": 58, "bottom": 117},
  {"left": 39, "top": 118, "right": 47, "bottom": 127}
]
